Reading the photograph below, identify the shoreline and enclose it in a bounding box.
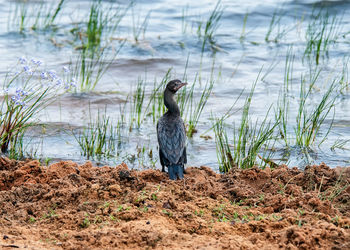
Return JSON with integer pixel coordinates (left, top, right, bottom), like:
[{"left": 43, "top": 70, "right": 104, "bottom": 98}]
[{"left": 0, "top": 158, "right": 349, "bottom": 249}]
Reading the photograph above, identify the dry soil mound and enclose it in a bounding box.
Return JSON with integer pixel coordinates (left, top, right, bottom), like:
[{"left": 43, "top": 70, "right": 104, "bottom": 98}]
[{"left": 0, "top": 158, "right": 349, "bottom": 249}]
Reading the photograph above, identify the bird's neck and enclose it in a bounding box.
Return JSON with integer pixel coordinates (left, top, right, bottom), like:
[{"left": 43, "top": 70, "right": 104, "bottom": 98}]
[{"left": 164, "top": 89, "right": 180, "bottom": 115}]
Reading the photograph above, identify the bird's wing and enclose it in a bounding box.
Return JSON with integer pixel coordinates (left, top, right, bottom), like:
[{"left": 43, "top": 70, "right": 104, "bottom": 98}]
[{"left": 157, "top": 116, "right": 186, "bottom": 165}]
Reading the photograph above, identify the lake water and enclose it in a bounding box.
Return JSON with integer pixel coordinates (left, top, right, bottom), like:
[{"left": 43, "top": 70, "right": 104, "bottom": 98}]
[{"left": 0, "top": 0, "right": 349, "bottom": 170}]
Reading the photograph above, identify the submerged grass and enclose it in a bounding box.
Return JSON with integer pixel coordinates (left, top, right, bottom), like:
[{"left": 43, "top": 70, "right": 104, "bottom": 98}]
[
  {"left": 295, "top": 77, "right": 337, "bottom": 148},
  {"left": 213, "top": 117, "right": 234, "bottom": 171},
  {"left": 184, "top": 76, "right": 214, "bottom": 137},
  {"left": 9, "top": 0, "right": 66, "bottom": 32},
  {"left": 73, "top": 108, "right": 117, "bottom": 160},
  {"left": 231, "top": 75, "right": 277, "bottom": 170},
  {"left": 275, "top": 47, "right": 294, "bottom": 147},
  {"left": 331, "top": 139, "right": 350, "bottom": 151},
  {"left": 214, "top": 72, "right": 278, "bottom": 172},
  {"left": 274, "top": 48, "right": 340, "bottom": 164},
  {"left": 239, "top": 12, "right": 249, "bottom": 43},
  {"left": 264, "top": 6, "right": 293, "bottom": 43},
  {"left": 178, "top": 57, "right": 216, "bottom": 137},
  {"left": 72, "top": 45, "right": 120, "bottom": 92},
  {"left": 303, "top": 9, "right": 343, "bottom": 65},
  {"left": 197, "top": 0, "right": 223, "bottom": 54},
  {"left": 133, "top": 78, "right": 146, "bottom": 128},
  {"left": 83, "top": 0, "right": 128, "bottom": 49},
  {"left": 72, "top": 1, "right": 128, "bottom": 92},
  {"left": 146, "top": 69, "right": 172, "bottom": 123},
  {"left": 131, "top": 6, "right": 151, "bottom": 43}
]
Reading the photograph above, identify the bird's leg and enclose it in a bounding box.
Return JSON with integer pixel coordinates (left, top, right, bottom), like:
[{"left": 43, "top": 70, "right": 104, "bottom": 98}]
[
  {"left": 168, "top": 166, "right": 176, "bottom": 180},
  {"left": 162, "top": 165, "right": 165, "bottom": 172}
]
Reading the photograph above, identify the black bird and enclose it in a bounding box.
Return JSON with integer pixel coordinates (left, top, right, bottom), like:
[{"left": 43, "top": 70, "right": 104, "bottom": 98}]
[{"left": 157, "top": 79, "right": 187, "bottom": 180}]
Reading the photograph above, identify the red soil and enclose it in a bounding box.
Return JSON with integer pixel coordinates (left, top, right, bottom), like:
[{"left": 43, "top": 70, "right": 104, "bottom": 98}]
[{"left": 0, "top": 157, "right": 349, "bottom": 249}]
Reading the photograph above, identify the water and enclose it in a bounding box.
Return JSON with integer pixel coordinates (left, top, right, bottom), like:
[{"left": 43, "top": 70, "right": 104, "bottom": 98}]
[{"left": 0, "top": 0, "right": 350, "bottom": 170}]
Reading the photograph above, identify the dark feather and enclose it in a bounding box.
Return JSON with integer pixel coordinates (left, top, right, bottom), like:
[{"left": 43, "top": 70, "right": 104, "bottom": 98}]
[{"left": 157, "top": 113, "right": 186, "bottom": 167}]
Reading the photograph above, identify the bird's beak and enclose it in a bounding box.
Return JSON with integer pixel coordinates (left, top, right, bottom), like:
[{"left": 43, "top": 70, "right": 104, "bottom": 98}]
[{"left": 175, "top": 82, "right": 188, "bottom": 91}]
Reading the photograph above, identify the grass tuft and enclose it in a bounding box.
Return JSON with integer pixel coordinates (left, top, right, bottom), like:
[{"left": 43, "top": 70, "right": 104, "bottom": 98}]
[
  {"left": 9, "top": 0, "right": 66, "bottom": 32},
  {"left": 213, "top": 72, "right": 278, "bottom": 172},
  {"left": 303, "top": 9, "right": 343, "bottom": 65},
  {"left": 73, "top": 108, "right": 117, "bottom": 160}
]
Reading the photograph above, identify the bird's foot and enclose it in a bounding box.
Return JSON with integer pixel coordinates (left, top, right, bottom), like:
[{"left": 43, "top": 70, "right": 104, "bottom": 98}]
[{"left": 168, "top": 165, "right": 184, "bottom": 180}]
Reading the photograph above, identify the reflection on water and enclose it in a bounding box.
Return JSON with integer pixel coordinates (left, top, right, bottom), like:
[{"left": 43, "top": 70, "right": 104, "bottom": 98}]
[{"left": 0, "top": 0, "right": 350, "bottom": 170}]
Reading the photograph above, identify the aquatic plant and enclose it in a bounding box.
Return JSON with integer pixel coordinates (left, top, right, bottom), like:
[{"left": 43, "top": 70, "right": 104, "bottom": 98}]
[
  {"left": 264, "top": 6, "right": 292, "bottom": 43},
  {"left": 132, "top": 78, "right": 146, "bottom": 128},
  {"left": 239, "top": 12, "right": 249, "bottom": 43},
  {"left": 231, "top": 79, "right": 277, "bottom": 170},
  {"left": 0, "top": 57, "right": 74, "bottom": 157},
  {"left": 147, "top": 69, "right": 172, "bottom": 123},
  {"left": 72, "top": 36, "right": 125, "bottom": 92},
  {"left": 71, "top": 1, "right": 128, "bottom": 92},
  {"left": 295, "top": 77, "right": 337, "bottom": 148},
  {"left": 82, "top": 0, "right": 128, "bottom": 50},
  {"left": 73, "top": 108, "right": 117, "bottom": 160},
  {"left": 175, "top": 57, "right": 216, "bottom": 137},
  {"left": 213, "top": 117, "right": 234, "bottom": 172},
  {"left": 214, "top": 73, "right": 278, "bottom": 172},
  {"left": 181, "top": 5, "right": 190, "bottom": 34},
  {"left": 9, "top": 0, "right": 66, "bottom": 32},
  {"left": 303, "top": 10, "right": 342, "bottom": 65},
  {"left": 197, "top": 0, "right": 223, "bottom": 53},
  {"left": 131, "top": 6, "right": 152, "bottom": 43},
  {"left": 72, "top": 47, "right": 109, "bottom": 92},
  {"left": 275, "top": 47, "right": 294, "bottom": 147},
  {"left": 330, "top": 139, "right": 350, "bottom": 151},
  {"left": 184, "top": 77, "right": 214, "bottom": 137}
]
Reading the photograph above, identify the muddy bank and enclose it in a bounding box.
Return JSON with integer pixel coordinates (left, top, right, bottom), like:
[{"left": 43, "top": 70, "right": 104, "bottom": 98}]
[{"left": 0, "top": 158, "right": 349, "bottom": 249}]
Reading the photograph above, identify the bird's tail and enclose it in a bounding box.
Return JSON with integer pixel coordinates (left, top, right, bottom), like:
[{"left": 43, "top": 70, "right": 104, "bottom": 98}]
[{"left": 168, "top": 165, "right": 184, "bottom": 180}]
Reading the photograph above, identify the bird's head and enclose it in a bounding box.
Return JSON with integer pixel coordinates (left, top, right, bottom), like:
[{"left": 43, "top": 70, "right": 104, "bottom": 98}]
[{"left": 166, "top": 79, "right": 188, "bottom": 93}]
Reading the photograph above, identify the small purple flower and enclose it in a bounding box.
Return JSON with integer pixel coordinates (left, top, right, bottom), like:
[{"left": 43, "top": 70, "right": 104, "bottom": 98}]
[
  {"left": 15, "top": 88, "right": 27, "bottom": 97},
  {"left": 47, "top": 70, "right": 58, "bottom": 80},
  {"left": 19, "top": 56, "right": 27, "bottom": 64},
  {"left": 70, "top": 78, "right": 77, "bottom": 87},
  {"left": 56, "top": 79, "right": 63, "bottom": 86},
  {"left": 11, "top": 93, "right": 23, "bottom": 106},
  {"left": 20, "top": 101, "right": 27, "bottom": 108},
  {"left": 40, "top": 72, "right": 48, "bottom": 79},
  {"left": 63, "top": 66, "right": 70, "bottom": 73},
  {"left": 23, "top": 65, "right": 33, "bottom": 75},
  {"left": 30, "top": 58, "right": 41, "bottom": 66}
]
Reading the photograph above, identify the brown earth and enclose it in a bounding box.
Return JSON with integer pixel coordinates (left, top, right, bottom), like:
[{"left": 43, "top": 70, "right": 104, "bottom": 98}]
[{"left": 0, "top": 157, "right": 349, "bottom": 250}]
